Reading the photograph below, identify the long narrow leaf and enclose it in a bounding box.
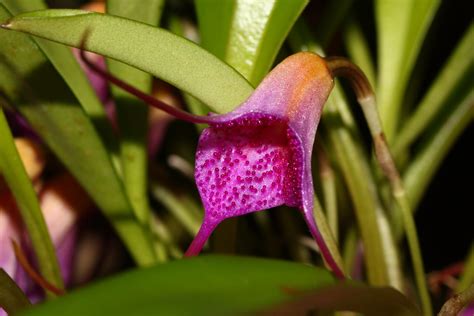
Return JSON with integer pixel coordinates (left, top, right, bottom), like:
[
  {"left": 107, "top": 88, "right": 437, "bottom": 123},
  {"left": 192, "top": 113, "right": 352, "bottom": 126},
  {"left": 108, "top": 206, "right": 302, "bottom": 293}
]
[
  {"left": 106, "top": 0, "right": 164, "bottom": 227},
  {"left": 393, "top": 26, "right": 474, "bottom": 156},
  {"left": 403, "top": 91, "right": 473, "bottom": 208},
  {"left": 343, "top": 18, "right": 376, "bottom": 88},
  {"left": 223, "top": 0, "right": 308, "bottom": 85},
  {"left": 195, "top": 0, "right": 235, "bottom": 60},
  {"left": 376, "top": 0, "right": 441, "bottom": 139},
  {"left": 0, "top": 108, "right": 63, "bottom": 291}
]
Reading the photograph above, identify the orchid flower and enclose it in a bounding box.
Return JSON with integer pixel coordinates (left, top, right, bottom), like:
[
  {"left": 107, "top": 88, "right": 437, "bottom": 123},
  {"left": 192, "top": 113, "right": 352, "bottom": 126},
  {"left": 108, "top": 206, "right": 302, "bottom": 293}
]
[{"left": 81, "top": 50, "right": 372, "bottom": 279}]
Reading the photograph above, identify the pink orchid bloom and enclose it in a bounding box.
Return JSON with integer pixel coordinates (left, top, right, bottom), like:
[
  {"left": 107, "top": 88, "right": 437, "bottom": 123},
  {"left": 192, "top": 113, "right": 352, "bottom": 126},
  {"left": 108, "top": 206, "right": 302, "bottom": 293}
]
[{"left": 82, "top": 51, "right": 344, "bottom": 278}]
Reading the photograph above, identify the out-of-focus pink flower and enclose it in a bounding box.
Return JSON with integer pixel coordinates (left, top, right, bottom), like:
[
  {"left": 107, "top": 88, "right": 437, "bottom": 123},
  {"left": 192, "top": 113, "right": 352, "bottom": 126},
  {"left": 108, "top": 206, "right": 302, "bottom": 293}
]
[{"left": 0, "top": 139, "right": 94, "bottom": 315}]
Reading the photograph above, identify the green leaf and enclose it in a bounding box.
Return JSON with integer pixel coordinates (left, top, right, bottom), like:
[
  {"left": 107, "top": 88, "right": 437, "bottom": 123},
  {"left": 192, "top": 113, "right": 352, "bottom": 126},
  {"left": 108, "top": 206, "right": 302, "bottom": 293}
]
[
  {"left": 403, "top": 90, "right": 473, "bottom": 209},
  {"left": 393, "top": 26, "right": 474, "bottom": 156},
  {"left": 325, "top": 111, "right": 402, "bottom": 289},
  {"left": 0, "top": 108, "right": 63, "bottom": 290},
  {"left": 376, "top": 0, "right": 441, "bottom": 140},
  {"left": 0, "top": 5, "right": 156, "bottom": 266},
  {"left": 343, "top": 17, "right": 376, "bottom": 89},
  {"left": 262, "top": 282, "right": 420, "bottom": 316},
  {"left": 167, "top": 16, "right": 209, "bottom": 125},
  {"left": 2, "top": 0, "right": 119, "bottom": 164},
  {"left": 21, "top": 256, "right": 335, "bottom": 316},
  {"left": 206, "top": 0, "right": 308, "bottom": 85},
  {"left": 1, "top": 9, "right": 254, "bottom": 114},
  {"left": 106, "top": 0, "right": 164, "bottom": 228},
  {"left": 0, "top": 269, "right": 32, "bottom": 315},
  {"left": 195, "top": 0, "right": 235, "bottom": 60}
]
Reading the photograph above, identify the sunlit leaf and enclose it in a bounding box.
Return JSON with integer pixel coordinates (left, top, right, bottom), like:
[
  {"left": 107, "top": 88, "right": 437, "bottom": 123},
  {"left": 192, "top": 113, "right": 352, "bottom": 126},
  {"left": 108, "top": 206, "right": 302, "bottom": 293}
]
[
  {"left": 2, "top": 9, "right": 254, "bottom": 114},
  {"left": 197, "top": 0, "right": 308, "bottom": 85}
]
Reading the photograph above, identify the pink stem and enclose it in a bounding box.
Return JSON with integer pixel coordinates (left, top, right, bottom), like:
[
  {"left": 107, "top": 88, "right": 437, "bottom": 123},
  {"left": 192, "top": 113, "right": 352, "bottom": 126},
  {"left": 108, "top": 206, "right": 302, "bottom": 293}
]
[
  {"left": 184, "top": 218, "right": 220, "bottom": 257},
  {"left": 302, "top": 210, "right": 345, "bottom": 279},
  {"left": 78, "top": 45, "right": 218, "bottom": 125}
]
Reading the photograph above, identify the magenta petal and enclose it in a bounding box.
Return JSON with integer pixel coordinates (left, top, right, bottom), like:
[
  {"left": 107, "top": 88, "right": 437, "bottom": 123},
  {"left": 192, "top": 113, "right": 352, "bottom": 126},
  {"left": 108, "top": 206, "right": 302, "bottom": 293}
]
[
  {"left": 188, "top": 53, "right": 344, "bottom": 277},
  {"left": 195, "top": 115, "right": 302, "bottom": 219}
]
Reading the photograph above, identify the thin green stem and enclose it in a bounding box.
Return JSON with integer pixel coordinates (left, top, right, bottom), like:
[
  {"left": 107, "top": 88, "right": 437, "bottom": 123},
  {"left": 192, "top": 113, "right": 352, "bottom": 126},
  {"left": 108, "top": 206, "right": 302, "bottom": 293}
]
[{"left": 326, "top": 57, "right": 431, "bottom": 315}]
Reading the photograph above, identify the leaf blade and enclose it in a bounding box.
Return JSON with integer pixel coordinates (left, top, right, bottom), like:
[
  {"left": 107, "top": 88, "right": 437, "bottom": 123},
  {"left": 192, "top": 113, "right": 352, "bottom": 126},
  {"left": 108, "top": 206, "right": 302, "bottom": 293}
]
[
  {"left": 106, "top": 0, "right": 164, "bottom": 227},
  {"left": 21, "top": 256, "right": 335, "bottom": 316},
  {"left": 224, "top": 0, "right": 308, "bottom": 85},
  {"left": 0, "top": 269, "right": 32, "bottom": 315},
  {"left": 2, "top": 9, "right": 254, "bottom": 114}
]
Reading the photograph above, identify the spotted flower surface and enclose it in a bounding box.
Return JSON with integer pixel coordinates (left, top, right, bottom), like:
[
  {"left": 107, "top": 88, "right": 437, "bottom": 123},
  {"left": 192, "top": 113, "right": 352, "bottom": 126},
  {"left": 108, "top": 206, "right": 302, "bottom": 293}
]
[{"left": 187, "top": 53, "right": 343, "bottom": 277}]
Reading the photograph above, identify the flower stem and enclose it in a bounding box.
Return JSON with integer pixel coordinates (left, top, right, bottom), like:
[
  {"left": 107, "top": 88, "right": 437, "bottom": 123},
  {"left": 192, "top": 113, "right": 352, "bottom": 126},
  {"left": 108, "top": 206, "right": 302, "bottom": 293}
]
[
  {"left": 326, "top": 57, "right": 432, "bottom": 315},
  {"left": 79, "top": 40, "right": 217, "bottom": 125},
  {"left": 184, "top": 218, "right": 220, "bottom": 257},
  {"left": 11, "top": 240, "right": 65, "bottom": 296}
]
